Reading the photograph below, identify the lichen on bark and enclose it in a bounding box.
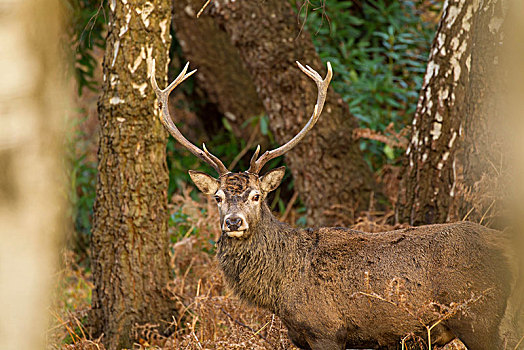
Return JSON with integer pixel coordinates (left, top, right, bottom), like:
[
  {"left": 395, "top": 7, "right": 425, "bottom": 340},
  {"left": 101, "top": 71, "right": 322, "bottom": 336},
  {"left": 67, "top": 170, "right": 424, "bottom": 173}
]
[
  {"left": 90, "top": 0, "right": 176, "bottom": 348},
  {"left": 397, "top": 0, "right": 474, "bottom": 225},
  {"left": 397, "top": 0, "right": 508, "bottom": 226}
]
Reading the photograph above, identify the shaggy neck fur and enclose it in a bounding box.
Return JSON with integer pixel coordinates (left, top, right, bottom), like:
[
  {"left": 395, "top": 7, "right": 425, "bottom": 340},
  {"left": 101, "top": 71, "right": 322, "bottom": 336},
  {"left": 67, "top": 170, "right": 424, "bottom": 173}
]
[{"left": 216, "top": 203, "right": 295, "bottom": 313}]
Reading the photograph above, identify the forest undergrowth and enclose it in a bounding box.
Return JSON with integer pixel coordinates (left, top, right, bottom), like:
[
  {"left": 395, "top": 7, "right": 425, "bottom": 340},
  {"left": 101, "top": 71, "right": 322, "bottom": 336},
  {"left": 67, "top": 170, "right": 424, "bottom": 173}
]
[{"left": 48, "top": 181, "right": 471, "bottom": 350}]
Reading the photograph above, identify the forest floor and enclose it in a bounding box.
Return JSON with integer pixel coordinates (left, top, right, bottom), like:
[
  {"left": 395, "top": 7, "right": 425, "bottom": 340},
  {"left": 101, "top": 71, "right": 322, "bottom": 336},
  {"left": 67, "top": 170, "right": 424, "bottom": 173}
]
[{"left": 47, "top": 184, "right": 467, "bottom": 350}]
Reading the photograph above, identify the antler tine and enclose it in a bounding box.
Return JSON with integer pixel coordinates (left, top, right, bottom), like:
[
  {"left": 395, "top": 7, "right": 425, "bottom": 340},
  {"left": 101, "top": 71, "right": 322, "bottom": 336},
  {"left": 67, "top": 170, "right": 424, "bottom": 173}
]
[
  {"left": 150, "top": 60, "right": 228, "bottom": 175},
  {"left": 247, "top": 145, "right": 261, "bottom": 172},
  {"left": 247, "top": 61, "right": 333, "bottom": 174},
  {"left": 202, "top": 143, "right": 228, "bottom": 174}
]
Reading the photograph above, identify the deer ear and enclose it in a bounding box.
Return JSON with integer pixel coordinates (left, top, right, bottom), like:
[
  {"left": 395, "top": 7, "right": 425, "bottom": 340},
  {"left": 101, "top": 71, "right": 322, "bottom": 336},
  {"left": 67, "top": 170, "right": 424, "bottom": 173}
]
[
  {"left": 260, "top": 166, "right": 286, "bottom": 193},
  {"left": 188, "top": 170, "right": 220, "bottom": 195}
]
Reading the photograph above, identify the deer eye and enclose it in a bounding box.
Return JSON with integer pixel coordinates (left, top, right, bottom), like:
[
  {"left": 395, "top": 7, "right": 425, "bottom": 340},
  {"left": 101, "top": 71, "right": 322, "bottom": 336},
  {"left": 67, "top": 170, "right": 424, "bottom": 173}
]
[
  {"left": 252, "top": 194, "right": 260, "bottom": 202},
  {"left": 214, "top": 196, "right": 222, "bottom": 203}
]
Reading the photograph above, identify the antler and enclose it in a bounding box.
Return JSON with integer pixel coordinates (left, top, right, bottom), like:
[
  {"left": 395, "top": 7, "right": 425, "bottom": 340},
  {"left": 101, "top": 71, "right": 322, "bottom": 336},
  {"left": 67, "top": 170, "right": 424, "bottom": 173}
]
[
  {"left": 150, "top": 60, "right": 229, "bottom": 175},
  {"left": 247, "top": 61, "right": 333, "bottom": 174}
]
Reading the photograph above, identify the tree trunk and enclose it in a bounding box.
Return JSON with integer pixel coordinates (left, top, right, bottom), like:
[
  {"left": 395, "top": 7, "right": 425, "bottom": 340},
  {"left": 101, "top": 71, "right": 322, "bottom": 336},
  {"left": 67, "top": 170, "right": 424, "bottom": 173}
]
[
  {"left": 172, "top": 0, "right": 266, "bottom": 143},
  {"left": 396, "top": 0, "right": 507, "bottom": 226},
  {"left": 90, "top": 0, "right": 175, "bottom": 348},
  {"left": 211, "top": 0, "right": 383, "bottom": 226},
  {"left": 459, "top": 0, "right": 506, "bottom": 225},
  {"left": 396, "top": 0, "right": 474, "bottom": 225},
  {"left": 0, "top": 0, "right": 66, "bottom": 349}
]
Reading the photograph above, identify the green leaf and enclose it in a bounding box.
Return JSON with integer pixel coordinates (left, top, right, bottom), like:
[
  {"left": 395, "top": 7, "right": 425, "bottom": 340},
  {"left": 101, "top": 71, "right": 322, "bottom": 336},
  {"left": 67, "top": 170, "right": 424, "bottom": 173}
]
[
  {"left": 260, "top": 115, "right": 269, "bottom": 135},
  {"left": 222, "top": 118, "right": 233, "bottom": 132},
  {"left": 384, "top": 144, "right": 395, "bottom": 160}
]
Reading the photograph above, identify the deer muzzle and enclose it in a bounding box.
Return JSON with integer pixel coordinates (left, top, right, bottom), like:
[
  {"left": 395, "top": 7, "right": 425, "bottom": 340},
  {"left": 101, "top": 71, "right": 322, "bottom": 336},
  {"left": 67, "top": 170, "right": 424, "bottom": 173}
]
[{"left": 223, "top": 214, "right": 249, "bottom": 237}]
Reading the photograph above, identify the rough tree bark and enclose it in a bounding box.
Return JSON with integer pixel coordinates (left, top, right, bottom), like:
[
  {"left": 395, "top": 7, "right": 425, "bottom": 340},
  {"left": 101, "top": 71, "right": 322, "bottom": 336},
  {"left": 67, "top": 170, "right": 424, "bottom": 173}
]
[
  {"left": 90, "top": 0, "right": 175, "bottom": 348},
  {"left": 0, "top": 0, "right": 66, "bottom": 349},
  {"left": 459, "top": 0, "right": 506, "bottom": 225},
  {"left": 211, "top": 0, "right": 383, "bottom": 226},
  {"left": 397, "top": 0, "right": 507, "bottom": 226},
  {"left": 172, "top": 0, "right": 266, "bottom": 143},
  {"left": 396, "top": 0, "right": 474, "bottom": 225}
]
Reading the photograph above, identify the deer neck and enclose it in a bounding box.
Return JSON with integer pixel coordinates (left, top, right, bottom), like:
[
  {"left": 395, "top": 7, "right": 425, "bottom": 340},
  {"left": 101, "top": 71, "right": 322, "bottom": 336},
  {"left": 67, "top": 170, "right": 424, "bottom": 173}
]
[{"left": 216, "top": 204, "right": 294, "bottom": 313}]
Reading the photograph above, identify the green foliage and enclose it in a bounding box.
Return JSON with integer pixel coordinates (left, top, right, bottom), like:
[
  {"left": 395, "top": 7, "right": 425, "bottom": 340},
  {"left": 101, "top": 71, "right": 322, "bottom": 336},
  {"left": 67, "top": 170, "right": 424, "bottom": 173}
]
[
  {"left": 61, "top": 0, "right": 106, "bottom": 257},
  {"left": 296, "top": 0, "right": 439, "bottom": 170},
  {"left": 65, "top": 113, "right": 97, "bottom": 254},
  {"left": 169, "top": 208, "right": 193, "bottom": 240},
  {"left": 63, "top": 0, "right": 107, "bottom": 95}
]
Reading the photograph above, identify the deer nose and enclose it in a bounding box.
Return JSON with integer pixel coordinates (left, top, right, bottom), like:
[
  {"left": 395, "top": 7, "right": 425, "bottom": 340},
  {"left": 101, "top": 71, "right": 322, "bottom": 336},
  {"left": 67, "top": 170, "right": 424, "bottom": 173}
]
[{"left": 225, "top": 216, "right": 243, "bottom": 231}]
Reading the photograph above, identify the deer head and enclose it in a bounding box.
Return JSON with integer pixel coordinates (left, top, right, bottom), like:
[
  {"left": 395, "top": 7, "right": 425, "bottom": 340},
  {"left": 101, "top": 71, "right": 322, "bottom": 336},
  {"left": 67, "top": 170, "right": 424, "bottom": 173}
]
[
  {"left": 150, "top": 60, "right": 332, "bottom": 238},
  {"left": 187, "top": 168, "right": 286, "bottom": 238}
]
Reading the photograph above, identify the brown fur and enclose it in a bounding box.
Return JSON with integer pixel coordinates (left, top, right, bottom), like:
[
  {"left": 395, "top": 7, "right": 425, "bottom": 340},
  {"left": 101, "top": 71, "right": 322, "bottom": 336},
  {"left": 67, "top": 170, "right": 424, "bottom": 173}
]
[
  {"left": 190, "top": 171, "right": 522, "bottom": 350},
  {"left": 220, "top": 172, "right": 252, "bottom": 195}
]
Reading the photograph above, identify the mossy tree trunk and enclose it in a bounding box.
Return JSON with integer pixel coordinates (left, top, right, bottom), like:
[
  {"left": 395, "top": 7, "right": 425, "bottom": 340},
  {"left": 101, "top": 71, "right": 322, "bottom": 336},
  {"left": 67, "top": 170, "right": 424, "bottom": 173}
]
[
  {"left": 211, "top": 0, "right": 383, "bottom": 226},
  {"left": 90, "top": 0, "right": 175, "bottom": 348}
]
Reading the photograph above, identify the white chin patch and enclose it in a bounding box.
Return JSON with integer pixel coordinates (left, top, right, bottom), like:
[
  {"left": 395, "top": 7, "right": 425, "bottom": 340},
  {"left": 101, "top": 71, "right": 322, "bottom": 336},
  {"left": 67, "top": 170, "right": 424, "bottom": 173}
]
[{"left": 226, "top": 231, "right": 245, "bottom": 238}]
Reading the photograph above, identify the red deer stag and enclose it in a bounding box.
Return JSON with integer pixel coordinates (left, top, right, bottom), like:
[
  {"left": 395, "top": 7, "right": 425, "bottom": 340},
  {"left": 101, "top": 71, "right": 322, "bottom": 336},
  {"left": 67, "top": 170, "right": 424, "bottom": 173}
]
[{"left": 150, "top": 61, "right": 521, "bottom": 350}]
